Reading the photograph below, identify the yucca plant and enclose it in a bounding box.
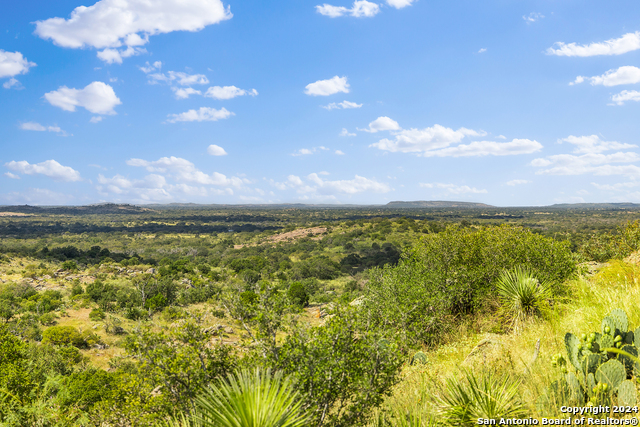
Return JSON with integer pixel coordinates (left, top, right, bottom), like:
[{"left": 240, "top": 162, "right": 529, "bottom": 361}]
[
  {"left": 495, "top": 266, "right": 551, "bottom": 333},
  {"left": 163, "top": 368, "right": 311, "bottom": 427},
  {"left": 436, "top": 369, "right": 526, "bottom": 426}
]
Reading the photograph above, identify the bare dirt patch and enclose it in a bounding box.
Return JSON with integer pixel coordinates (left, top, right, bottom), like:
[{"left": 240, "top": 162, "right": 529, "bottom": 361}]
[
  {"left": 0, "top": 212, "right": 32, "bottom": 216},
  {"left": 234, "top": 226, "right": 327, "bottom": 249}
]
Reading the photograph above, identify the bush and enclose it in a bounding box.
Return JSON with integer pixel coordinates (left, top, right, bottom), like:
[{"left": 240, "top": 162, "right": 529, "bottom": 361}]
[
  {"left": 89, "top": 308, "right": 106, "bottom": 321},
  {"left": 61, "top": 260, "right": 78, "bottom": 271},
  {"left": 287, "top": 282, "right": 309, "bottom": 308},
  {"left": 42, "top": 326, "right": 87, "bottom": 348},
  {"left": 39, "top": 312, "right": 58, "bottom": 326},
  {"left": 363, "top": 225, "right": 576, "bottom": 345}
]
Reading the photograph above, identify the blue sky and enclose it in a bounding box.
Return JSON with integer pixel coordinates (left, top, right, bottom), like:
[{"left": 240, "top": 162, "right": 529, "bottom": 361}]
[{"left": 2, "top": 0, "right": 640, "bottom": 206}]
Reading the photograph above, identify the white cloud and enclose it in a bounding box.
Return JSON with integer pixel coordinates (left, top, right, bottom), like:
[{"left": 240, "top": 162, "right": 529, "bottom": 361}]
[
  {"left": 591, "top": 181, "right": 640, "bottom": 191},
  {"left": 322, "top": 100, "right": 362, "bottom": 110},
  {"left": 340, "top": 128, "right": 356, "bottom": 137},
  {"left": 291, "top": 146, "right": 330, "bottom": 157},
  {"left": 19, "top": 122, "right": 69, "bottom": 136},
  {"left": 506, "top": 179, "right": 531, "bottom": 186},
  {"left": 207, "top": 144, "right": 227, "bottom": 156},
  {"left": 167, "top": 107, "right": 234, "bottom": 123},
  {"left": 126, "top": 156, "right": 242, "bottom": 187},
  {"left": 370, "top": 123, "right": 478, "bottom": 150},
  {"left": 523, "top": 12, "right": 544, "bottom": 23},
  {"left": 90, "top": 116, "right": 104, "bottom": 123},
  {"left": 34, "top": 0, "right": 232, "bottom": 63},
  {"left": 420, "top": 182, "right": 487, "bottom": 194},
  {"left": 559, "top": 135, "right": 636, "bottom": 154},
  {"left": 572, "top": 66, "right": 640, "bottom": 87},
  {"left": 335, "top": 150, "right": 346, "bottom": 155},
  {"left": 532, "top": 152, "right": 640, "bottom": 176},
  {"left": 547, "top": 31, "right": 640, "bottom": 57},
  {"left": 148, "top": 70, "right": 209, "bottom": 86},
  {"left": 139, "top": 61, "right": 162, "bottom": 73},
  {"left": 478, "top": 48, "right": 487, "bottom": 54},
  {"left": 5, "top": 159, "right": 81, "bottom": 182},
  {"left": 3, "top": 78, "right": 22, "bottom": 89},
  {"left": 369, "top": 121, "right": 541, "bottom": 157},
  {"left": 44, "top": 81, "right": 121, "bottom": 114},
  {"left": 204, "top": 86, "right": 258, "bottom": 100},
  {"left": 308, "top": 173, "right": 390, "bottom": 194},
  {"left": 611, "top": 90, "right": 640, "bottom": 105},
  {"left": 316, "top": 1, "right": 379, "bottom": 18},
  {"left": 4, "top": 172, "right": 20, "bottom": 179},
  {"left": 359, "top": 116, "right": 400, "bottom": 133},
  {"left": 305, "top": 76, "right": 350, "bottom": 96},
  {"left": 96, "top": 46, "right": 146, "bottom": 64},
  {"left": 386, "top": 0, "right": 415, "bottom": 9},
  {"left": 172, "top": 87, "right": 202, "bottom": 99},
  {"left": 0, "top": 50, "right": 36, "bottom": 78}
]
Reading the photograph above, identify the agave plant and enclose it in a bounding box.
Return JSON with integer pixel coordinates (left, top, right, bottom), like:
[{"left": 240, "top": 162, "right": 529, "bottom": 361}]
[
  {"left": 437, "top": 369, "right": 526, "bottom": 426},
  {"left": 163, "top": 368, "right": 311, "bottom": 427},
  {"left": 495, "top": 266, "right": 551, "bottom": 332}
]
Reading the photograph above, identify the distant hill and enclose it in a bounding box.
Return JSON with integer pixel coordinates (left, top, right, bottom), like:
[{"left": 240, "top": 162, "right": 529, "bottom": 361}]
[
  {"left": 0, "top": 203, "right": 153, "bottom": 215},
  {"left": 547, "top": 203, "right": 640, "bottom": 210},
  {"left": 385, "top": 201, "right": 494, "bottom": 208}
]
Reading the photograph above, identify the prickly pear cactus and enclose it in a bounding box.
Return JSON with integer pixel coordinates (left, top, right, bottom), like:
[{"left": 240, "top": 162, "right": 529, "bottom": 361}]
[
  {"left": 586, "top": 373, "right": 596, "bottom": 398},
  {"left": 634, "top": 326, "right": 640, "bottom": 348},
  {"left": 600, "top": 333, "right": 614, "bottom": 350},
  {"left": 624, "top": 330, "right": 634, "bottom": 345},
  {"left": 602, "top": 317, "right": 617, "bottom": 336},
  {"left": 618, "top": 380, "right": 637, "bottom": 406},
  {"left": 582, "top": 353, "right": 605, "bottom": 375},
  {"left": 411, "top": 350, "right": 427, "bottom": 365},
  {"left": 565, "top": 333, "right": 582, "bottom": 371},
  {"left": 610, "top": 308, "right": 628, "bottom": 332},
  {"left": 618, "top": 344, "right": 638, "bottom": 375},
  {"left": 566, "top": 372, "right": 584, "bottom": 404},
  {"left": 595, "top": 359, "right": 625, "bottom": 390}
]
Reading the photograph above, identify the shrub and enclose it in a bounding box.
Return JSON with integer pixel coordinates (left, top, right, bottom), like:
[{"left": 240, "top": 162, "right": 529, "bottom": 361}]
[
  {"left": 42, "top": 326, "right": 87, "bottom": 348},
  {"left": 363, "top": 225, "right": 576, "bottom": 345},
  {"left": 287, "top": 282, "right": 309, "bottom": 308},
  {"left": 59, "top": 369, "right": 116, "bottom": 411},
  {"left": 61, "top": 260, "right": 78, "bottom": 271},
  {"left": 89, "top": 308, "right": 106, "bottom": 321},
  {"left": 39, "top": 312, "right": 58, "bottom": 326}
]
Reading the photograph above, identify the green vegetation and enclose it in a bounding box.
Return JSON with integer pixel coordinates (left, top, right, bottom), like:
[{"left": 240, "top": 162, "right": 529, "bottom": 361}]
[{"left": 1, "top": 204, "right": 640, "bottom": 425}]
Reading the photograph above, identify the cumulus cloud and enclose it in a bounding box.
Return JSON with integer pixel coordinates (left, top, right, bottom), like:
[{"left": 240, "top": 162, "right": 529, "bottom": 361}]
[
  {"left": 591, "top": 181, "right": 640, "bottom": 191},
  {"left": 19, "top": 122, "right": 69, "bottom": 136},
  {"left": 386, "top": 0, "right": 415, "bottom": 9},
  {"left": 532, "top": 136, "right": 640, "bottom": 176},
  {"left": 368, "top": 120, "right": 542, "bottom": 157},
  {"left": 207, "top": 144, "right": 227, "bottom": 156},
  {"left": 4, "top": 172, "right": 20, "bottom": 179},
  {"left": 559, "top": 135, "right": 637, "bottom": 154},
  {"left": 4, "top": 159, "right": 81, "bottom": 182},
  {"left": 359, "top": 116, "right": 400, "bottom": 133},
  {"left": 547, "top": 31, "right": 640, "bottom": 57},
  {"left": 275, "top": 173, "right": 390, "bottom": 196},
  {"left": 44, "top": 81, "right": 121, "bottom": 114},
  {"left": 340, "top": 128, "right": 356, "bottom": 137},
  {"left": 316, "top": 1, "right": 379, "bottom": 18},
  {"left": 335, "top": 150, "right": 346, "bottom": 155},
  {"left": 523, "top": 12, "right": 544, "bottom": 23},
  {"left": 478, "top": 48, "right": 487, "bottom": 54},
  {"left": 147, "top": 70, "right": 209, "bottom": 86},
  {"left": 126, "top": 156, "right": 243, "bottom": 187},
  {"left": 90, "top": 116, "right": 104, "bottom": 123},
  {"left": 322, "top": 100, "right": 362, "bottom": 110},
  {"left": 291, "top": 146, "right": 330, "bottom": 156},
  {"left": 34, "top": 0, "right": 232, "bottom": 63},
  {"left": 572, "top": 66, "right": 640, "bottom": 87},
  {"left": 172, "top": 87, "right": 202, "bottom": 99},
  {"left": 506, "top": 179, "right": 531, "bottom": 186},
  {"left": 420, "top": 182, "right": 487, "bottom": 194},
  {"left": 305, "top": 76, "right": 349, "bottom": 96},
  {"left": 204, "top": 86, "right": 258, "bottom": 100},
  {"left": 0, "top": 50, "right": 36, "bottom": 79},
  {"left": 611, "top": 90, "right": 640, "bottom": 105},
  {"left": 167, "top": 107, "right": 233, "bottom": 123}
]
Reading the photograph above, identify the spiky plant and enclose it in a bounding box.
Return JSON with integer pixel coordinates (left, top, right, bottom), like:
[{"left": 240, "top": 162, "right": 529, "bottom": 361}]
[
  {"left": 195, "top": 368, "right": 310, "bottom": 427},
  {"left": 495, "top": 267, "right": 551, "bottom": 333},
  {"left": 436, "top": 369, "right": 527, "bottom": 426}
]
